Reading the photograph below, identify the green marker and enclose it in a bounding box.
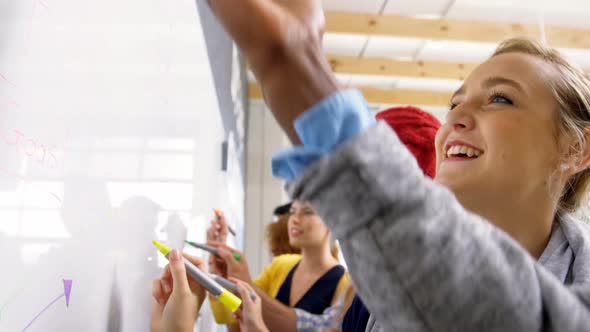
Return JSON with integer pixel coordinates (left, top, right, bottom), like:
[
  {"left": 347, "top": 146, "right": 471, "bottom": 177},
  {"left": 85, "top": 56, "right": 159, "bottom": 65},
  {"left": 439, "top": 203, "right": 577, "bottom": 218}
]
[
  {"left": 185, "top": 241, "right": 241, "bottom": 261},
  {"left": 153, "top": 240, "right": 241, "bottom": 312}
]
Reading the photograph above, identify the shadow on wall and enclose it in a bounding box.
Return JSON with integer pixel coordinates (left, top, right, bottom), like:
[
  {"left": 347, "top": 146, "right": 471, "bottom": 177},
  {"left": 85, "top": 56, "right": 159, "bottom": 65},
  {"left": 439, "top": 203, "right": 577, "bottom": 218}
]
[
  {"left": 28, "top": 177, "right": 114, "bottom": 331},
  {"left": 111, "top": 196, "right": 161, "bottom": 332}
]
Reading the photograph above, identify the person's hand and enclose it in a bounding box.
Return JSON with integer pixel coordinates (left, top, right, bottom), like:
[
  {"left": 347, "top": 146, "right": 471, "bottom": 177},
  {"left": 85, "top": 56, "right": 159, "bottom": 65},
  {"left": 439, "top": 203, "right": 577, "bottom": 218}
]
[
  {"left": 208, "top": 242, "right": 253, "bottom": 284},
  {"left": 206, "top": 210, "right": 229, "bottom": 244},
  {"left": 206, "top": 210, "right": 230, "bottom": 276},
  {"left": 206, "top": 0, "right": 340, "bottom": 143},
  {"left": 232, "top": 279, "right": 269, "bottom": 332},
  {"left": 151, "top": 250, "right": 206, "bottom": 332},
  {"left": 207, "top": 251, "right": 228, "bottom": 278}
]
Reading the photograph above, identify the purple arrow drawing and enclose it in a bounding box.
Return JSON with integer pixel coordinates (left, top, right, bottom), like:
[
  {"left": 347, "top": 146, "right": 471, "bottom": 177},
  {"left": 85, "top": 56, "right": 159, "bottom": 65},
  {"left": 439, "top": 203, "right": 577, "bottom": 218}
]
[
  {"left": 63, "top": 279, "right": 72, "bottom": 307},
  {"left": 21, "top": 279, "right": 72, "bottom": 332}
]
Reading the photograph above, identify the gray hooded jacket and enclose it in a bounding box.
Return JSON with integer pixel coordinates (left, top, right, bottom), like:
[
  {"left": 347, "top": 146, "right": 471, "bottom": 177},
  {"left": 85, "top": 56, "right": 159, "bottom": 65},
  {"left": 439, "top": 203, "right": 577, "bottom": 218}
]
[{"left": 289, "top": 122, "right": 590, "bottom": 332}]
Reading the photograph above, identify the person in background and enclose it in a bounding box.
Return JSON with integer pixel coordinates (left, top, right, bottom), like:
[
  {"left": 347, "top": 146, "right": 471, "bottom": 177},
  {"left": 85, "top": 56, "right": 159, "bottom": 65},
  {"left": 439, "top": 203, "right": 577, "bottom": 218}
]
[
  {"left": 208, "top": 204, "right": 350, "bottom": 332},
  {"left": 208, "top": 201, "right": 349, "bottom": 332},
  {"left": 216, "top": 203, "right": 354, "bottom": 332},
  {"left": 266, "top": 202, "right": 300, "bottom": 257}
]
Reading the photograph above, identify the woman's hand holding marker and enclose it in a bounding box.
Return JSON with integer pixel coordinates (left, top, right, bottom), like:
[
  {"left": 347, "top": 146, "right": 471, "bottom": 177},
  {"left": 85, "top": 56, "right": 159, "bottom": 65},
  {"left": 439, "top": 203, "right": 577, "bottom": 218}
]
[
  {"left": 207, "top": 209, "right": 229, "bottom": 244},
  {"left": 208, "top": 242, "right": 253, "bottom": 285},
  {"left": 207, "top": 209, "right": 230, "bottom": 277},
  {"left": 150, "top": 250, "right": 206, "bottom": 332},
  {"left": 232, "top": 278, "right": 269, "bottom": 332}
]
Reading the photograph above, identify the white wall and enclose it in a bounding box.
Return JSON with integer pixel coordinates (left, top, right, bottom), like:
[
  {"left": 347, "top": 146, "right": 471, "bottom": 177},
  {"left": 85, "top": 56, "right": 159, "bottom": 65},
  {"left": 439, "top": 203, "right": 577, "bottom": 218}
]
[{"left": 244, "top": 100, "right": 291, "bottom": 276}]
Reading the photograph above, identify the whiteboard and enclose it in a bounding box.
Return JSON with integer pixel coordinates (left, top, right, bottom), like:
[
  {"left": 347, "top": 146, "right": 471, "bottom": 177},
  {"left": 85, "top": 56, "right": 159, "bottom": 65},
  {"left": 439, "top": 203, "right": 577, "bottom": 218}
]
[{"left": 0, "top": 0, "right": 243, "bottom": 331}]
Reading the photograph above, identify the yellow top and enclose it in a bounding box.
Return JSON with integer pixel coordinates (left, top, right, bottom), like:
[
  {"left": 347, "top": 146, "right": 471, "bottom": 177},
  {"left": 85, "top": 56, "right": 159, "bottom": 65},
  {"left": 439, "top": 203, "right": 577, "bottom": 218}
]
[{"left": 210, "top": 254, "right": 349, "bottom": 324}]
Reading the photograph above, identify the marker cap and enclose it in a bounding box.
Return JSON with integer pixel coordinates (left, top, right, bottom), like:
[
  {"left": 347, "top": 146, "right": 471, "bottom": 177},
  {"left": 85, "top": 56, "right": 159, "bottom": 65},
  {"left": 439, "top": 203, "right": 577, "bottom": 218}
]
[
  {"left": 218, "top": 289, "right": 242, "bottom": 312},
  {"left": 153, "top": 240, "right": 171, "bottom": 256}
]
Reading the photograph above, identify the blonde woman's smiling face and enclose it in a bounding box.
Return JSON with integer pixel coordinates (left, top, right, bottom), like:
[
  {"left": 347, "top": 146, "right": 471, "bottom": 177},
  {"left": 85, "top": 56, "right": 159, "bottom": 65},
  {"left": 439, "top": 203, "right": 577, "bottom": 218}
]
[{"left": 435, "top": 52, "right": 561, "bottom": 207}]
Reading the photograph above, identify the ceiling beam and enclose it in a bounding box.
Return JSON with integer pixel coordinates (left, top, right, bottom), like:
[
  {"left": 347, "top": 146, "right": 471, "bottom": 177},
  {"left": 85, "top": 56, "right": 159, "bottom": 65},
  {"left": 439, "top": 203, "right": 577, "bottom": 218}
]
[
  {"left": 249, "top": 83, "right": 453, "bottom": 107},
  {"left": 327, "top": 55, "right": 476, "bottom": 80},
  {"left": 250, "top": 56, "right": 589, "bottom": 82},
  {"left": 325, "top": 12, "right": 590, "bottom": 49},
  {"left": 248, "top": 56, "right": 476, "bottom": 80}
]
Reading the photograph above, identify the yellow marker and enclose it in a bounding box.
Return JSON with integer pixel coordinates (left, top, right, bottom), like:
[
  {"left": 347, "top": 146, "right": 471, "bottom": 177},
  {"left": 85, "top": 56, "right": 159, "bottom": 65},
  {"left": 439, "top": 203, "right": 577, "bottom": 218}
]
[{"left": 152, "top": 240, "right": 241, "bottom": 312}]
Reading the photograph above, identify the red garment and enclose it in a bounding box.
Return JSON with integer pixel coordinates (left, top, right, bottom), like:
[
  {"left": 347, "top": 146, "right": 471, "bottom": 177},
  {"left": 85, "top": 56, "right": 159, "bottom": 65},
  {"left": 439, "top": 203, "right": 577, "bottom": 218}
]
[{"left": 375, "top": 106, "right": 441, "bottom": 179}]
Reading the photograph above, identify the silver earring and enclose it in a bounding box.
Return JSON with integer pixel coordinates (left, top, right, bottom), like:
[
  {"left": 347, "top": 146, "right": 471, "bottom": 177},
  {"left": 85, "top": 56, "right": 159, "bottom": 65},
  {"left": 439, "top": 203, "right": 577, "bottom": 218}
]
[{"left": 560, "top": 163, "right": 571, "bottom": 171}]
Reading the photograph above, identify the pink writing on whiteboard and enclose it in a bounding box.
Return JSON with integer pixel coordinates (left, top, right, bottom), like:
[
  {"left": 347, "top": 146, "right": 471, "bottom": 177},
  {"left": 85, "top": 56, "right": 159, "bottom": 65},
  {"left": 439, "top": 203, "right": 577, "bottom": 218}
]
[{"left": 2, "top": 129, "right": 61, "bottom": 170}]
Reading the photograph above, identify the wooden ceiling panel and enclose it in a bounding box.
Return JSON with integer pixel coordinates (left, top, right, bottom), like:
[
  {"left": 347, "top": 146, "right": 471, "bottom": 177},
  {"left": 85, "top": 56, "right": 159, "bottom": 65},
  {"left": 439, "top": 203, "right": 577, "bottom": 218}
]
[
  {"left": 325, "top": 12, "right": 590, "bottom": 49},
  {"left": 249, "top": 83, "right": 452, "bottom": 107}
]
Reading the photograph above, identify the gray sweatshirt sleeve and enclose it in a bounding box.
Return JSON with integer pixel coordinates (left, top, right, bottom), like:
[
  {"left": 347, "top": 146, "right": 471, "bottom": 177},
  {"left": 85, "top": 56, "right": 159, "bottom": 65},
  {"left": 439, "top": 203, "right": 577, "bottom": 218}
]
[{"left": 288, "top": 122, "right": 590, "bottom": 332}]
